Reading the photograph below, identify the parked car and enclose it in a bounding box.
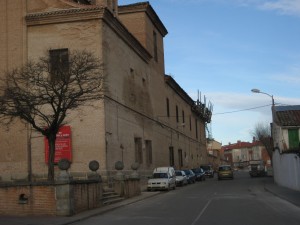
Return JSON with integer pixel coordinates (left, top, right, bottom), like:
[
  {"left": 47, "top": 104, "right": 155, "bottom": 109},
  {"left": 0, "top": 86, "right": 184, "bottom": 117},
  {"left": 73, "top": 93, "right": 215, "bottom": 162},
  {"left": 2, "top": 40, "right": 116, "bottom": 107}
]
[
  {"left": 175, "top": 170, "right": 188, "bottom": 186},
  {"left": 192, "top": 168, "right": 206, "bottom": 181},
  {"left": 200, "top": 165, "right": 214, "bottom": 178},
  {"left": 147, "top": 167, "right": 176, "bottom": 191},
  {"left": 218, "top": 165, "right": 234, "bottom": 180},
  {"left": 183, "top": 169, "right": 196, "bottom": 184}
]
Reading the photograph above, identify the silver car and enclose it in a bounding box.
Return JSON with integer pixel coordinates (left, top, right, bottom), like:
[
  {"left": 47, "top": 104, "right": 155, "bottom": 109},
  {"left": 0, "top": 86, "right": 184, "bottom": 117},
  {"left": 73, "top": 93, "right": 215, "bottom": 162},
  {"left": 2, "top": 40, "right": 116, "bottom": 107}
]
[{"left": 175, "top": 170, "right": 188, "bottom": 186}]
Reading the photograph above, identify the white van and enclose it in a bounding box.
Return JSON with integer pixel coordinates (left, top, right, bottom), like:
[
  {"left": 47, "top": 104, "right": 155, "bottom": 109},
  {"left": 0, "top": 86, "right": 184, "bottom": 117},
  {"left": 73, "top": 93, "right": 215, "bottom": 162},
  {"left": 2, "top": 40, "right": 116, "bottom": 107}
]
[{"left": 147, "top": 167, "right": 176, "bottom": 191}]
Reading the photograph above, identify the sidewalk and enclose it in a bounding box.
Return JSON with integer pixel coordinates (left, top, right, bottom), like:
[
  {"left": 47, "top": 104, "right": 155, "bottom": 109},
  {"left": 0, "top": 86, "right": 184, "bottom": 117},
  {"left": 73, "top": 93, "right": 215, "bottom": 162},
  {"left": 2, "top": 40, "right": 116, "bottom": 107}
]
[
  {"left": 0, "top": 191, "right": 161, "bottom": 225},
  {"left": 264, "top": 177, "right": 300, "bottom": 208}
]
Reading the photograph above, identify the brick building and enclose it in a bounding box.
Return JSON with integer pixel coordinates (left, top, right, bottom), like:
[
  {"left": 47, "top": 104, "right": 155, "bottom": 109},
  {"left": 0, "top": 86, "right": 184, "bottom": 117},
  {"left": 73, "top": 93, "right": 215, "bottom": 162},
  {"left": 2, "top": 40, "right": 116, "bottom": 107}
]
[{"left": 0, "top": 0, "right": 212, "bottom": 182}]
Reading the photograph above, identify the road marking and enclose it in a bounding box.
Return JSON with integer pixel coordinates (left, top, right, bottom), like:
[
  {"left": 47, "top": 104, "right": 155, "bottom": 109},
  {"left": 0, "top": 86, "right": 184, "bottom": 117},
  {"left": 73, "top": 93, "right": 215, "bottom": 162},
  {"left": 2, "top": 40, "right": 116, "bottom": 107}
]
[{"left": 190, "top": 199, "right": 212, "bottom": 225}]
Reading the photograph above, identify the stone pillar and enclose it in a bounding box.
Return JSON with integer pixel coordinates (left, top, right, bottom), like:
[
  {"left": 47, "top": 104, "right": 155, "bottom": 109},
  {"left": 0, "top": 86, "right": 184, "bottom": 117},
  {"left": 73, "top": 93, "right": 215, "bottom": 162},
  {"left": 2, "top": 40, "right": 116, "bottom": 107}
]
[
  {"left": 55, "top": 159, "right": 74, "bottom": 216},
  {"left": 88, "top": 160, "right": 102, "bottom": 181},
  {"left": 114, "top": 161, "right": 125, "bottom": 196}
]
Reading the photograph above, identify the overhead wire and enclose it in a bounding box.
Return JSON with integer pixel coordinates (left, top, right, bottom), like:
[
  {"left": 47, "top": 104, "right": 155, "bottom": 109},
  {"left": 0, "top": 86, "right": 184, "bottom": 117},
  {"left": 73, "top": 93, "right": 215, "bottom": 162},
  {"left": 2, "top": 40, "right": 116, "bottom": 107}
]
[{"left": 213, "top": 104, "right": 273, "bottom": 115}]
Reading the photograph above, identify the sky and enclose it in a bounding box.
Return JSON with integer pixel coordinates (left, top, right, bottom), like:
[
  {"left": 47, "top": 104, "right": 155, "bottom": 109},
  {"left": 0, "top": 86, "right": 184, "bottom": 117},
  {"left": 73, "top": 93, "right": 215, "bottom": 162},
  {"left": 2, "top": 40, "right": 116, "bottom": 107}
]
[{"left": 118, "top": 0, "right": 300, "bottom": 145}]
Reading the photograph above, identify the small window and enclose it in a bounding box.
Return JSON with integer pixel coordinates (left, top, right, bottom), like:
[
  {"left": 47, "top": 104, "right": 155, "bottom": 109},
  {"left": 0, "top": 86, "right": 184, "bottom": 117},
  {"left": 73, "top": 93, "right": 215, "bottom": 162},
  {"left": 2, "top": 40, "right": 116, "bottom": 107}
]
[
  {"left": 195, "top": 119, "right": 198, "bottom": 139},
  {"left": 176, "top": 105, "right": 179, "bottom": 123},
  {"left": 134, "top": 138, "right": 143, "bottom": 164},
  {"left": 153, "top": 31, "right": 158, "bottom": 61},
  {"left": 145, "top": 140, "right": 152, "bottom": 165},
  {"left": 178, "top": 149, "right": 183, "bottom": 167},
  {"left": 49, "top": 48, "right": 69, "bottom": 82},
  {"left": 182, "top": 110, "right": 185, "bottom": 123},
  {"left": 166, "top": 98, "right": 170, "bottom": 117},
  {"left": 169, "top": 146, "right": 174, "bottom": 166}
]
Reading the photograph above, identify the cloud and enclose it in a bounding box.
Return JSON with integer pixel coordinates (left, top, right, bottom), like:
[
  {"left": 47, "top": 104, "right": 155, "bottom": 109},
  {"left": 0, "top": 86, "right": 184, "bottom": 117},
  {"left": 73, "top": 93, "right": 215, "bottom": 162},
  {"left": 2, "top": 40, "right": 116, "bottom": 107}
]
[
  {"left": 229, "top": 0, "right": 300, "bottom": 16},
  {"left": 260, "top": 0, "right": 300, "bottom": 16},
  {"left": 272, "top": 75, "right": 300, "bottom": 84}
]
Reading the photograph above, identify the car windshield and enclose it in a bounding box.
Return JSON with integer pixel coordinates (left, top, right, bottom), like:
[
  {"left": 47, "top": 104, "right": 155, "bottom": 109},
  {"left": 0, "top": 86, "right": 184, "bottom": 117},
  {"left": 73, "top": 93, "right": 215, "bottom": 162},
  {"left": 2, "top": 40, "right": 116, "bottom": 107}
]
[
  {"left": 219, "top": 166, "right": 231, "bottom": 171},
  {"left": 175, "top": 171, "right": 183, "bottom": 176},
  {"left": 192, "top": 168, "right": 200, "bottom": 173},
  {"left": 184, "top": 170, "right": 190, "bottom": 175},
  {"left": 201, "top": 166, "right": 210, "bottom": 170},
  {"left": 153, "top": 173, "right": 168, "bottom": 178}
]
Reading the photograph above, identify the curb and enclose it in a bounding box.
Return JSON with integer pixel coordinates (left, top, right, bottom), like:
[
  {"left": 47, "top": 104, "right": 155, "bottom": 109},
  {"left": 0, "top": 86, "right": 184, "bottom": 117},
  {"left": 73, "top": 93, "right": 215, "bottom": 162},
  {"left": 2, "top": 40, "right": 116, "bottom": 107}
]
[
  {"left": 59, "top": 191, "right": 162, "bottom": 225},
  {"left": 264, "top": 183, "right": 300, "bottom": 208}
]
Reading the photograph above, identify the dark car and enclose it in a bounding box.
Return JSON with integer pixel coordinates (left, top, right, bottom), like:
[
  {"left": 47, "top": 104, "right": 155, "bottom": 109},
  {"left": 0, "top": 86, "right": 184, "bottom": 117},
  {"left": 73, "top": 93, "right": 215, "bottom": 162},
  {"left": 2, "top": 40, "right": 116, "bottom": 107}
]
[
  {"left": 200, "top": 165, "right": 214, "bottom": 178},
  {"left": 183, "top": 169, "right": 196, "bottom": 184},
  {"left": 192, "top": 168, "right": 206, "bottom": 181}
]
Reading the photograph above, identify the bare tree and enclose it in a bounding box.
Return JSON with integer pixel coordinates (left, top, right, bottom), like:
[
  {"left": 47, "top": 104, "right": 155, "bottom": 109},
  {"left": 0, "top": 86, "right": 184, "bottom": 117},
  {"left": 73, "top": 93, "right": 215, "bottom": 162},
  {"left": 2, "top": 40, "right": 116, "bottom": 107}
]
[
  {"left": 251, "top": 122, "right": 273, "bottom": 161},
  {"left": 0, "top": 49, "right": 104, "bottom": 181}
]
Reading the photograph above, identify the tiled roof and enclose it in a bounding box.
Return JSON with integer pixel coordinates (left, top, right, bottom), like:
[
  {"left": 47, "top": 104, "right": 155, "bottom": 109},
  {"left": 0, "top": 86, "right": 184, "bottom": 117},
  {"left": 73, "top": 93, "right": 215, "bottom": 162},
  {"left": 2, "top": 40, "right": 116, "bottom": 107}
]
[
  {"left": 275, "top": 106, "right": 300, "bottom": 126},
  {"left": 222, "top": 141, "right": 262, "bottom": 151}
]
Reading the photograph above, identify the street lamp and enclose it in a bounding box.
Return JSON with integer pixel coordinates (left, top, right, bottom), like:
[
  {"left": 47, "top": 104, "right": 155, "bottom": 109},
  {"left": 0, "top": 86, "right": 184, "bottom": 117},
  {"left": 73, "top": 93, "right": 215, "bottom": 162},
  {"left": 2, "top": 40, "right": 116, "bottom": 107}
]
[{"left": 251, "top": 88, "right": 274, "bottom": 106}]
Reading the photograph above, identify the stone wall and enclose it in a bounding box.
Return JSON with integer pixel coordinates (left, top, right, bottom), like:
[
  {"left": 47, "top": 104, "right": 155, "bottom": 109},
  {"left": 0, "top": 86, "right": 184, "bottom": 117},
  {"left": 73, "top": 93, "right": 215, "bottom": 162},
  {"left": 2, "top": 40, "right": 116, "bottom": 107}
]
[{"left": 0, "top": 180, "right": 103, "bottom": 216}]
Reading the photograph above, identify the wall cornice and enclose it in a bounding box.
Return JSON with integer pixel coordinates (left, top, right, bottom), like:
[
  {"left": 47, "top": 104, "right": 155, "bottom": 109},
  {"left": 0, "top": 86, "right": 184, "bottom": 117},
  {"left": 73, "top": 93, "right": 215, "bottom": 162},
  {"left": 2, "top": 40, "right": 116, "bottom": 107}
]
[{"left": 26, "top": 7, "right": 105, "bottom": 26}]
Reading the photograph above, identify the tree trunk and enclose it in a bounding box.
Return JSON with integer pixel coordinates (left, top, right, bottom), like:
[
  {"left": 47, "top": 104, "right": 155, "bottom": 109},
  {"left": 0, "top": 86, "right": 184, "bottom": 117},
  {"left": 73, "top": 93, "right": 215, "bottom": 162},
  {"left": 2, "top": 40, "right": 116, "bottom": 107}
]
[{"left": 47, "top": 133, "right": 56, "bottom": 182}]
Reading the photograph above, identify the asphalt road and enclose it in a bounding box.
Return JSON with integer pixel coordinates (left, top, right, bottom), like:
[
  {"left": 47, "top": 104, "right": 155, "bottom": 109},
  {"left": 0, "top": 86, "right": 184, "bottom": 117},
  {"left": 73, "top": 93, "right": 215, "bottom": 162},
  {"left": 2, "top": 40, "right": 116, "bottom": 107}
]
[{"left": 73, "top": 170, "right": 300, "bottom": 225}]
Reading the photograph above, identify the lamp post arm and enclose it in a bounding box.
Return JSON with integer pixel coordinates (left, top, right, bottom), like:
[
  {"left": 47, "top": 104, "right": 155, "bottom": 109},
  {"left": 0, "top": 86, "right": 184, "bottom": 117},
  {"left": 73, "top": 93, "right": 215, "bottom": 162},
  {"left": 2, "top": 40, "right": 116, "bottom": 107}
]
[{"left": 257, "top": 91, "right": 274, "bottom": 106}]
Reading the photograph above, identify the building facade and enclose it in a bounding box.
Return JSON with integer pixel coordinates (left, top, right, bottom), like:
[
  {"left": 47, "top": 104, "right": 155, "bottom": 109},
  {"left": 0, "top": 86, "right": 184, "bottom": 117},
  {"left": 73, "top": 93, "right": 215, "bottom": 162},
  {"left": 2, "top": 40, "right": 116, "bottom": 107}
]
[
  {"left": 0, "top": 0, "right": 212, "bottom": 181},
  {"left": 222, "top": 140, "right": 271, "bottom": 169},
  {"left": 272, "top": 105, "right": 300, "bottom": 152}
]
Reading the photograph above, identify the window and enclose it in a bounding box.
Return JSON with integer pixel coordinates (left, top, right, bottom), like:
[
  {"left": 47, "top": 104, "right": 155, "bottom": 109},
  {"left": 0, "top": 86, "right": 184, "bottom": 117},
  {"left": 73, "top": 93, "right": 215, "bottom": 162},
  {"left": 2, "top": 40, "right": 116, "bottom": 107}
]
[
  {"left": 145, "top": 140, "right": 152, "bottom": 165},
  {"left": 176, "top": 105, "right": 179, "bottom": 123},
  {"left": 166, "top": 98, "right": 170, "bottom": 117},
  {"left": 169, "top": 146, "right": 174, "bottom": 166},
  {"left": 182, "top": 110, "right": 185, "bottom": 123},
  {"left": 288, "top": 129, "right": 299, "bottom": 149},
  {"left": 178, "top": 149, "right": 183, "bottom": 168},
  {"left": 195, "top": 119, "right": 198, "bottom": 139},
  {"left": 134, "top": 138, "right": 143, "bottom": 164},
  {"left": 153, "top": 31, "right": 158, "bottom": 61},
  {"left": 189, "top": 116, "right": 192, "bottom": 131},
  {"left": 49, "top": 48, "right": 69, "bottom": 82}
]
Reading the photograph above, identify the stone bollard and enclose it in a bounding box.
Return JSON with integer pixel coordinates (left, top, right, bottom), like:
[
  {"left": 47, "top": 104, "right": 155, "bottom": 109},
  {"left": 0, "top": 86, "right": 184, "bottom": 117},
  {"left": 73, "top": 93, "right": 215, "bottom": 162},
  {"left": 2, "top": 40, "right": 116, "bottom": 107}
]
[
  {"left": 56, "top": 159, "right": 74, "bottom": 216},
  {"left": 114, "top": 161, "right": 125, "bottom": 196},
  {"left": 88, "top": 160, "right": 102, "bottom": 182},
  {"left": 130, "top": 162, "right": 140, "bottom": 179},
  {"left": 128, "top": 162, "right": 141, "bottom": 197}
]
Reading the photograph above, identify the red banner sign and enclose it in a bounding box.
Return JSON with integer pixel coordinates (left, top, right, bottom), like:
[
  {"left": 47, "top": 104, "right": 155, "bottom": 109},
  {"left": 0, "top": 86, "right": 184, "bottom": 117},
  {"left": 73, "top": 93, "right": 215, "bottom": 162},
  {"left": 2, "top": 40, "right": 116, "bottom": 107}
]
[{"left": 45, "top": 126, "right": 72, "bottom": 164}]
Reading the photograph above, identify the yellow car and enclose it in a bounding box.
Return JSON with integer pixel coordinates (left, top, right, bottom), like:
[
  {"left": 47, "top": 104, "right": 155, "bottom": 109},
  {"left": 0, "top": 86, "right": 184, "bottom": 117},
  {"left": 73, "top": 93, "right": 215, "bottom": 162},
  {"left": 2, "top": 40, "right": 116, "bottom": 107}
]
[{"left": 218, "top": 165, "right": 234, "bottom": 180}]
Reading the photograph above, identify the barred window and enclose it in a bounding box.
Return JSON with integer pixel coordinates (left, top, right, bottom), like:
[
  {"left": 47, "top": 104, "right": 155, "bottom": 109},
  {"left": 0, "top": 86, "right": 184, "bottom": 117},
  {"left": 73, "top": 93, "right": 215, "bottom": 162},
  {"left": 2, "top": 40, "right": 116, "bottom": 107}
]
[{"left": 49, "top": 48, "right": 69, "bottom": 82}]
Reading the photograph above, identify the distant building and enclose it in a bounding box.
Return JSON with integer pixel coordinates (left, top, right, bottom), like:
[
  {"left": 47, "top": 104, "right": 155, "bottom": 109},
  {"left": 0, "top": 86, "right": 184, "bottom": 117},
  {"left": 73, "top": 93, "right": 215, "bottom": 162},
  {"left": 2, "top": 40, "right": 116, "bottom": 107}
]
[
  {"left": 222, "top": 139, "right": 271, "bottom": 169},
  {"left": 206, "top": 139, "right": 227, "bottom": 170},
  {"left": 0, "top": 0, "right": 212, "bottom": 181}
]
